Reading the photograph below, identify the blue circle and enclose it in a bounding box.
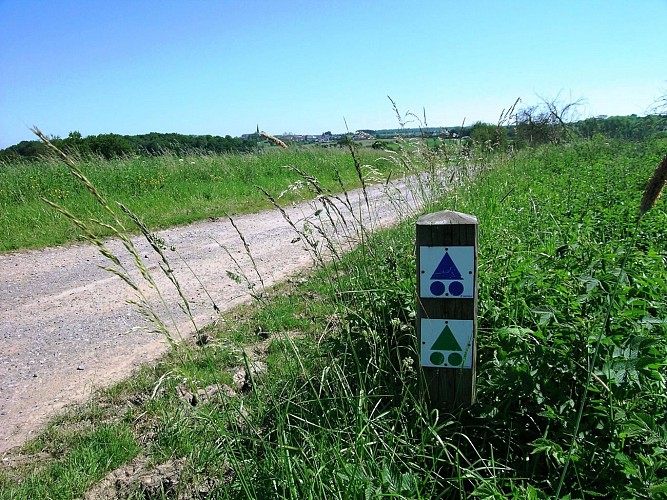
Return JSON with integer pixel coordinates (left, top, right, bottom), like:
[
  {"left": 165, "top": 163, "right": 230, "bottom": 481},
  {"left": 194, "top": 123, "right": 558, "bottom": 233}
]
[
  {"left": 430, "top": 281, "right": 446, "bottom": 296},
  {"left": 449, "top": 281, "right": 464, "bottom": 296}
]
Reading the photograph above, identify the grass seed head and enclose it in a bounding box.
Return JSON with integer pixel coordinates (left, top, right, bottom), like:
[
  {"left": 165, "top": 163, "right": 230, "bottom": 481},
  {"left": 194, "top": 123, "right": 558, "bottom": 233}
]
[
  {"left": 640, "top": 153, "right": 667, "bottom": 216},
  {"left": 259, "top": 131, "right": 288, "bottom": 149}
]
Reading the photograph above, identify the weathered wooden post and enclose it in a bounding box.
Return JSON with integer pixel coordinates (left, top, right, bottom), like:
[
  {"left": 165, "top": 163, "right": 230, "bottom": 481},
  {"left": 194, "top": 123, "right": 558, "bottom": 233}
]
[{"left": 416, "top": 210, "right": 477, "bottom": 409}]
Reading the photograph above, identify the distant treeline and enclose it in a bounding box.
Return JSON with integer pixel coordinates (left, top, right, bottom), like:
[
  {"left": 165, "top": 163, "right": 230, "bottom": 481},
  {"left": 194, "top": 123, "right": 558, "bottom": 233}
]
[
  {"left": 0, "top": 131, "right": 258, "bottom": 161},
  {"left": 2, "top": 114, "right": 665, "bottom": 162},
  {"left": 370, "top": 115, "right": 666, "bottom": 142},
  {"left": 374, "top": 114, "right": 667, "bottom": 145},
  {"left": 465, "top": 113, "right": 667, "bottom": 153},
  {"left": 573, "top": 114, "right": 667, "bottom": 141}
]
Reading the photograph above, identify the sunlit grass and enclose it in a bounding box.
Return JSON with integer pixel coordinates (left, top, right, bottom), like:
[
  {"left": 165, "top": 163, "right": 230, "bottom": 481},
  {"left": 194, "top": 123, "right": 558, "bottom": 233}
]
[
  {"left": 2, "top": 136, "right": 665, "bottom": 498},
  {"left": 0, "top": 147, "right": 390, "bottom": 252}
]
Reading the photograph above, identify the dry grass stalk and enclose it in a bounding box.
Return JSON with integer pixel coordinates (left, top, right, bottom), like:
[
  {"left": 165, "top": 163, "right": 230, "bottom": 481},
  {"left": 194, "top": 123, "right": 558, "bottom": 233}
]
[
  {"left": 259, "top": 131, "right": 288, "bottom": 149},
  {"left": 255, "top": 184, "right": 326, "bottom": 267},
  {"left": 31, "top": 127, "right": 192, "bottom": 350},
  {"left": 224, "top": 211, "right": 266, "bottom": 292},
  {"left": 640, "top": 153, "right": 667, "bottom": 216}
]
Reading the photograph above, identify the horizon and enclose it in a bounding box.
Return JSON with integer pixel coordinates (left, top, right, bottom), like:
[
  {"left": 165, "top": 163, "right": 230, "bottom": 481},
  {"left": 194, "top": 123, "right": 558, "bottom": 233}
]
[
  {"left": 2, "top": 0, "right": 666, "bottom": 150},
  {"left": 3, "top": 113, "right": 656, "bottom": 151}
]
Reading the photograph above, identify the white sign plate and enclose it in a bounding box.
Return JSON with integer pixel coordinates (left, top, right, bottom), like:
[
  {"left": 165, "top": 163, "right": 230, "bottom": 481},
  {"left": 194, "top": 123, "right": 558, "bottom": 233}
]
[
  {"left": 419, "top": 246, "right": 474, "bottom": 298},
  {"left": 420, "top": 318, "right": 474, "bottom": 368}
]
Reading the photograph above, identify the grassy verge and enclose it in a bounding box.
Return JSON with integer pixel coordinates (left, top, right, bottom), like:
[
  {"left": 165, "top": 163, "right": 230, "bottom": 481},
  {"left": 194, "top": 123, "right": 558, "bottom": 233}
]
[
  {"left": 1, "top": 137, "right": 666, "bottom": 498},
  {"left": 0, "top": 146, "right": 392, "bottom": 252}
]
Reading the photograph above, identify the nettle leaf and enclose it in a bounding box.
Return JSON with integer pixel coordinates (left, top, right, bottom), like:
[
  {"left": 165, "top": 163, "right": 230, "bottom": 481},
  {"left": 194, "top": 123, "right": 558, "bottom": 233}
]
[
  {"left": 603, "top": 358, "right": 639, "bottom": 387},
  {"left": 500, "top": 326, "right": 537, "bottom": 339},
  {"left": 625, "top": 413, "right": 667, "bottom": 449},
  {"left": 530, "top": 437, "right": 567, "bottom": 464},
  {"left": 602, "top": 334, "right": 665, "bottom": 388},
  {"left": 640, "top": 316, "right": 667, "bottom": 327},
  {"left": 538, "top": 406, "right": 559, "bottom": 420},
  {"left": 532, "top": 306, "right": 557, "bottom": 326},
  {"left": 578, "top": 275, "right": 602, "bottom": 293},
  {"left": 614, "top": 452, "right": 641, "bottom": 478}
]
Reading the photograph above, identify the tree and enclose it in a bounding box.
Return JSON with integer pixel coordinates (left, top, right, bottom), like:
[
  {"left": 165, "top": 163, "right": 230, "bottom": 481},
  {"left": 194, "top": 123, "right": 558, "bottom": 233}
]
[
  {"left": 0, "top": 131, "right": 258, "bottom": 160},
  {"left": 88, "top": 134, "right": 135, "bottom": 159},
  {"left": 650, "top": 86, "right": 667, "bottom": 116},
  {"left": 513, "top": 95, "right": 584, "bottom": 147},
  {"left": 470, "top": 122, "right": 508, "bottom": 152},
  {"left": 0, "top": 140, "right": 50, "bottom": 160},
  {"left": 337, "top": 134, "right": 353, "bottom": 147},
  {"left": 61, "top": 131, "right": 90, "bottom": 155}
]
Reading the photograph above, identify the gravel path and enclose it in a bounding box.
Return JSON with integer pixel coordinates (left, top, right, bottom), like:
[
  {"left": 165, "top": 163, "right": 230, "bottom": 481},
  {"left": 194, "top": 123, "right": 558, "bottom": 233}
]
[{"left": 0, "top": 178, "right": 426, "bottom": 453}]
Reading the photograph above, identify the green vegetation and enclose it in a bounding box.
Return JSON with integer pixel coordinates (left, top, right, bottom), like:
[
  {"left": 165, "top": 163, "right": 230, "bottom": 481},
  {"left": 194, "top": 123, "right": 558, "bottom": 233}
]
[
  {"left": 0, "top": 131, "right": 257, "bottom": 161},
  {"left": 470, "top": 121, "right": 509, "bottom": 152},
  {"left": 1, "top": 131, "right": 666, "bottom": 497},
  {"left": 576, "top": 114, "right": 667, "bottom": 141},
  {"left": 0, "top": 147, "right": 388, "bottom": 252},
  {"left": 373, "top": 109, "right": 667, "bottom": 147},
  {"left": 2, "top": 423, "right": 138, "bottom": 497}
]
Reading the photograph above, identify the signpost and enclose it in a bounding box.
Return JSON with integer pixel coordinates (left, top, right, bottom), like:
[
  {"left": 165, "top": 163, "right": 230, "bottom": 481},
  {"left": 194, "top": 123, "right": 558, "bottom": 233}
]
[{"left": 416, "top": 210, "right": 478, "bottom": 409}]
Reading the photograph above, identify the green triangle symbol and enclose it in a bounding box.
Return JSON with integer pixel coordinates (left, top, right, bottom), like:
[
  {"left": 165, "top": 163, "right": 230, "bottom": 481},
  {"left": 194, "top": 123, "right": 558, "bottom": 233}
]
[{"left": 432, "top": 324, "right": 462, "bottom": 351}]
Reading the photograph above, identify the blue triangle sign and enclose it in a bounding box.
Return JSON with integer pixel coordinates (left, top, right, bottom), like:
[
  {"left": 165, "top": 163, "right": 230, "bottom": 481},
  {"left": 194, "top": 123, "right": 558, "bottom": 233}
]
[{"left": 430, "top": 252, "right": 462, "bottom": 280}]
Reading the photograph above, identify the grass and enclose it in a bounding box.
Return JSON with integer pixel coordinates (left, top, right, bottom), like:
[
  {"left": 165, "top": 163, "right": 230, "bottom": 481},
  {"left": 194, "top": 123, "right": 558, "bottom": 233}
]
[
  {"left": 1, "top": 135, "right": 666, "bottom": 498},
  {"left": 1, "top": 422, "right": 139, "bottom": 497},
  {"left": 0, "top": 146, "right": 391, "bottom": 252}
]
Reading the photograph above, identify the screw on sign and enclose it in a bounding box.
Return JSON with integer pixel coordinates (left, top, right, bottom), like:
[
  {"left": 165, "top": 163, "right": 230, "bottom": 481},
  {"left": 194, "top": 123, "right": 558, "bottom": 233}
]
[{"left": 416, "top": 210, "right": 478, "bottom": 409}]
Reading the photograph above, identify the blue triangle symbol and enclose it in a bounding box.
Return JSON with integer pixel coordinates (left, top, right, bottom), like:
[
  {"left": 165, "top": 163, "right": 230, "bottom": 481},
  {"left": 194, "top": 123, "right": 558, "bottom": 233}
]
[{"left": 431, "top": 252, "right": 462, "bottom": 280}]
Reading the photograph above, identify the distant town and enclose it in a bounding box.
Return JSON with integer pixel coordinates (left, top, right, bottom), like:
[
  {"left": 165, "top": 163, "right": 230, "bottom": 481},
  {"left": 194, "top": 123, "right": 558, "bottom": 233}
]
[
  {"left": 0, "top": 126, "right": 460, "bottom": 161},
  {"left": 241, "top": 126, "right": 455, "bottom": 144}
]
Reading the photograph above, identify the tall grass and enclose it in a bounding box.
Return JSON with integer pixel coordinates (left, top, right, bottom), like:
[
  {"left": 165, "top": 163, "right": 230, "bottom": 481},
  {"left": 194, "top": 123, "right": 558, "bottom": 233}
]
[
  {"left": 1, "top": 133, "right": 665, "bottom": 498},
  {"left": 0, "top": 147, "right": 390, "bottom": 252}
]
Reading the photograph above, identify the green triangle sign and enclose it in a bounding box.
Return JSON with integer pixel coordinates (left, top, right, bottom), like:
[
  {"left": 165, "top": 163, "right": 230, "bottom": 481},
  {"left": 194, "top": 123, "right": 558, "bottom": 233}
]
[{"left": 431, "top": 324, "right": 462, "bottom": 351}]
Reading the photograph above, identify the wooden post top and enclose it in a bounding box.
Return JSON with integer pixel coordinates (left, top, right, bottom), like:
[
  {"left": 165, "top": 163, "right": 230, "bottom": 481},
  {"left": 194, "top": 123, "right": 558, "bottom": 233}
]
[{"left": 417, "top": 210, "right": 478, "bottom": 226}]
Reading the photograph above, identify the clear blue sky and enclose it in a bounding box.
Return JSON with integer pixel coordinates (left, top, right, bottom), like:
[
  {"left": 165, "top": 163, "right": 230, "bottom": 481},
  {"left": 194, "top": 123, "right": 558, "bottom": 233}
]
[{"left": 1, "top": 0, "right": 666, "bottom": 149}]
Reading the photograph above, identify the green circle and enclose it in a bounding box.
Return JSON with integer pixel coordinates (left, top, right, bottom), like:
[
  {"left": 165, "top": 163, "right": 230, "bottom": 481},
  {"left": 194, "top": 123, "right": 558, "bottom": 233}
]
[
  {"left": 430, "top": 352, "right": 445, "bottom": 365},
  {"left": 448, "top": 352, "right": 463, "bottom": 366}
]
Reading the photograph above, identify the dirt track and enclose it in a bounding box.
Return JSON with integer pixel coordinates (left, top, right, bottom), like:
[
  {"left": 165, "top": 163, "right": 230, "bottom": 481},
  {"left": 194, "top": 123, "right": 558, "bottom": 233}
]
[{"left": 0, "top": 178, "right": 425, "bottom": 453}]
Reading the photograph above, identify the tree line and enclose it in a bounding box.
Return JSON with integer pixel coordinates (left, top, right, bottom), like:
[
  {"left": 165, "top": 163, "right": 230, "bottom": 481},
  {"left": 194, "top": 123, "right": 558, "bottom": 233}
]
[
  {"left": 0, "top": 131, "right": 258, "bottom": 161},
  {"left": 468, "top": 111, "right": 667, "bottom": 153},
  {"left": 2, "top": 110, "right": 665, "bottom": 162}
]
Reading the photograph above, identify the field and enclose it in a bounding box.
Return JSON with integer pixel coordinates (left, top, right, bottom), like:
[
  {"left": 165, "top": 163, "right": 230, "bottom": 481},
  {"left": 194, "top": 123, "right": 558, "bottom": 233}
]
[
  {"left": 0, "top": 147, "right": 390, "bottom": 252},
  {"left": 1, "top": 136, "right": 666, "bottom": 498}
]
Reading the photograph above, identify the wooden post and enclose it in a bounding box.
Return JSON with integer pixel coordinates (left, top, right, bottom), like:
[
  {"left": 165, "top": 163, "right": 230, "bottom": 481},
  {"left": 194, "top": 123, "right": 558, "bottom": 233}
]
[{"left": 416, "top": 210, "right": 478, "bottom": 409}]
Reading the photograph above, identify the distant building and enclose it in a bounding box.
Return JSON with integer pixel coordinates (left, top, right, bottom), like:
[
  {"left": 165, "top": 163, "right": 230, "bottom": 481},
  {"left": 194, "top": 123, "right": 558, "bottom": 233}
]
[
  {"left": 241, "top": 125, "right": 261, "bottom": 140},
  {"left": 353, "top": 130, "right": 375, "bottom": 140}
]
